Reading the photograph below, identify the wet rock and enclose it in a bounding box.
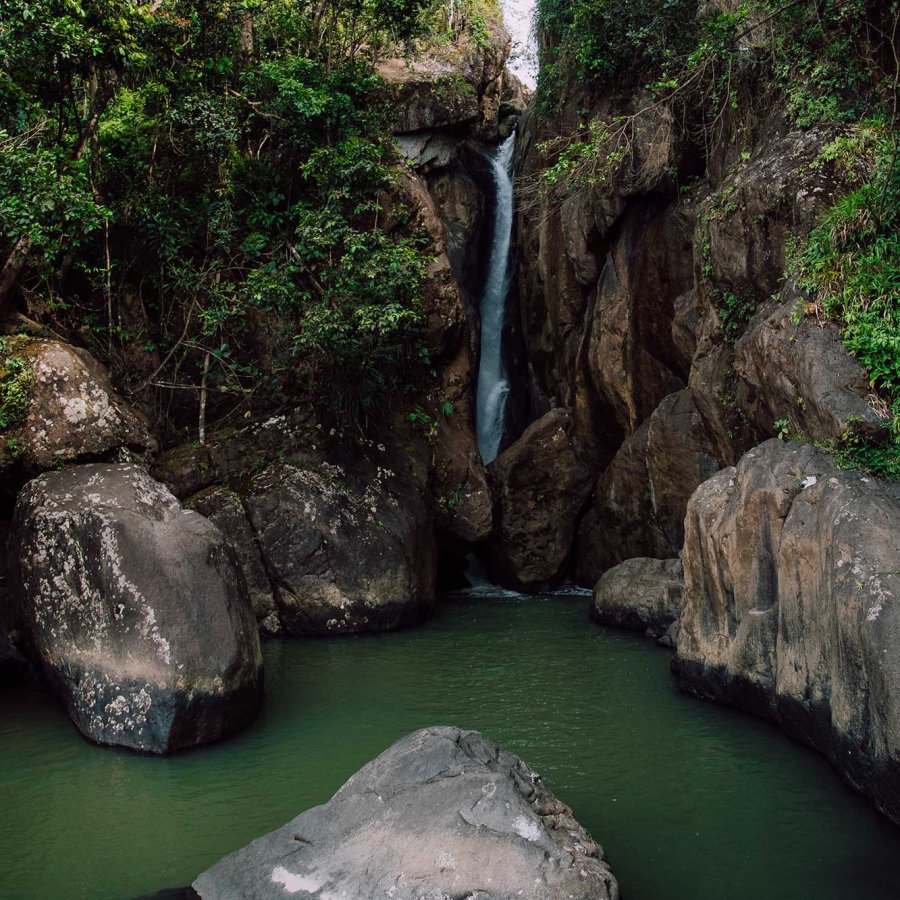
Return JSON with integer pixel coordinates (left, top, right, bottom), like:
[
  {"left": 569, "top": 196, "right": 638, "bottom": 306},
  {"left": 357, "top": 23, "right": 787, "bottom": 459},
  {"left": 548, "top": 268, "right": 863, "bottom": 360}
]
[
  {"left": 736, "top": 293, "right": 888, "bottom": 442},
  {"left": 0, "top": 338, "right": 155, "bottom": 472},
  {"left": 193, "top": 726, "right": 619, "bottom": 900},
  {"left": 11, "top": 463, "right": 262, "bottom": 753},
  {"left": 591, "top": 557, "right": 683, "bottom": 638},
  {"left": 244, "top": 462, "right": 436, "bottom": 636},
  {"left": 674, "top": 439, "right": 900, "bottom": 822},
  {"left": 487, "top": 409, "right": 593, "bottom": 589}
]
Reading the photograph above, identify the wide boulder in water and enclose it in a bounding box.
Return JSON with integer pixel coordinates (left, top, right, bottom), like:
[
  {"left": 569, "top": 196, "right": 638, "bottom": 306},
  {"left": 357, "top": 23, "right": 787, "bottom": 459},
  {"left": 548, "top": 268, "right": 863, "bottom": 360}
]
[
  {"left": 675, "top": 440, "right": 900, "bottom": 821},
  {"left": 193, "top": 726, "right": 619, "bottom": 900},
  {"left": 11, "top": 463, "right": 263, "bottom": 753}
]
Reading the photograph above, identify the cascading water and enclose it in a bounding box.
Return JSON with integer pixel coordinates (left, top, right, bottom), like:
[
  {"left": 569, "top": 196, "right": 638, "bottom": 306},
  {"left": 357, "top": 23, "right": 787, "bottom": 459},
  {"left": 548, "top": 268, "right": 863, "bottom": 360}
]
[{"left": 475, "top": 132, "right": 517, "bottom": 464}]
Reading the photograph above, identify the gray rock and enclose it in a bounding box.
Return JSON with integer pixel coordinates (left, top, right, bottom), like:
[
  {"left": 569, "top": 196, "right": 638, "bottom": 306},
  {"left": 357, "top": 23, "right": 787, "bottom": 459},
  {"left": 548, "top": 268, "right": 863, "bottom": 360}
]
[
  {"left": 11, "top": 463, "right": 262, "bottom": 752},
  {"left": 0, "top": 338, "right": 155, "bottom": 472},
  {"left": 245, "top": 462, "right": 436, "bottom": 636},
  {"left": 736, "top": 293, "right": 888, "bottom": 442},
  {"left": 186, "top": 486, "right": 280, "bottom": 633},
  {"left": 193, "top": 726, "right": 619, "bottom": 900},
  {"left": 675, "top": 439, "right": 900, "bottom": 822},
  {"left": 591, "top": 557, "right": 683, "bottom": 637}
]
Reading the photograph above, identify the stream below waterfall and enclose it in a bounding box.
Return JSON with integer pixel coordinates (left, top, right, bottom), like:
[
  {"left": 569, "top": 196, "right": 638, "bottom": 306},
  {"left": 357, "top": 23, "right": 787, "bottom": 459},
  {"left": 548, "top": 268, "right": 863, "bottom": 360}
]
[{"left": 2, "top": 593, "right": 900, "bottom": 900}]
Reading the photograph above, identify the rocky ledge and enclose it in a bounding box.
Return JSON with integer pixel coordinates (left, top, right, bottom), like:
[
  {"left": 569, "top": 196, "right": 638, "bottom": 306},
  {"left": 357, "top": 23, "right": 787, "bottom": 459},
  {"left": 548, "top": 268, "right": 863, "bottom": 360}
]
[
  {"left": 591, "top": 557, "right": 683, "bottom": 639},
  {"left": 193, "top": 726, "right": 619, "bottom": 900},
  {"left": 674, "top": 439, "right": 900, "bottom": 822}
]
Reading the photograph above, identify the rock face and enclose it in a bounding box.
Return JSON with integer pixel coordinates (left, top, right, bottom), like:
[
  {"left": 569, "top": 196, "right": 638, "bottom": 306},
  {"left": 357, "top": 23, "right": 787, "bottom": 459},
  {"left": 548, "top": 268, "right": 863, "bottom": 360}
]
[
  {"left": 509, "top": 44, "right": 872, "bottom": 584},
  {"left": 193, "top": 726, "right": 619, "bottom": 900},
  {"left": 11, "top": 464, "right": 263, "bottom": 753},
  {"left": 674, "top": 440, "right": 900, "bottom": 822},
  {"left": 379, "top": 23, "right": 511, "bottom": 140},
  {"left": 243, "top": 462, "right": 436, "bottom": 636},
  {"left": 487, "top": 409, "right": 593, "bottom": 589},
  {"left": 0, "top": 338, "right": 155, "bottom": 471},
  {"left": 591, "top": 557, "right": 683, "bottom": 637},
  {"left": 576, "top": 388, "right": 721, "bottom": 584}
]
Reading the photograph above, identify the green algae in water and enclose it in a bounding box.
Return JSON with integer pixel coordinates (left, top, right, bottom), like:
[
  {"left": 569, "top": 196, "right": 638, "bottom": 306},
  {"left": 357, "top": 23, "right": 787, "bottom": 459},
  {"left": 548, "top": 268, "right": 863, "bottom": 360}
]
[{"left": 2, "top": 595, "right": 900, "bottom": 899}]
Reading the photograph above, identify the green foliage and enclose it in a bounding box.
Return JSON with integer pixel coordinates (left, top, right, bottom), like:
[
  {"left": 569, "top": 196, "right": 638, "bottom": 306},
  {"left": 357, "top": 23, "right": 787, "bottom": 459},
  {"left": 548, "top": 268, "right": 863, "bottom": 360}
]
[
  {"left": 0, "top": 336, "right": 34, "bottom": 431},
  {"left": 792, "top": 123, "right": 900, "bottom": 396},
  {"left": 715, "top": 289, "right": 757, "bottom": 343},
  {"left": 788, "top": 118, "right": 900, "bottom": 480},
  {"left": 773, "top": 418, "right": 793, "bottom": 441},
  {"left": 536, "top": 0, "right": 698, "bottom": 109},
  {"left": 0, "top": 0, "right": 445, "bottom": 427},
  {"left": 823, "top": 424, "right": 900, "bottom": 481}
]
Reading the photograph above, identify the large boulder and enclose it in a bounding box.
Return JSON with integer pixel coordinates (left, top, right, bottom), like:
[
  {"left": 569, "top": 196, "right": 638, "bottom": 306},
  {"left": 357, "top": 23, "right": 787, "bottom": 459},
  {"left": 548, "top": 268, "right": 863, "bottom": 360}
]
[
  {"left": 0, "top": 337, "right": 155, "bottom": 471},
  {"left": 674, "top": 440, "right": 900, "bottom": 822},
  {"left": 487, "top": 409, "right": 593, "bottom": 589},
  {"left": 193, "top": 726, "right": 619, "bottom": 900},
  {"left": 244, "top": 462, "right": 436, "bottom": 635},
  {"left": 736, "top": 294, "right": 889, "bottom": 442},
  {"left": 11, "top": 464, "right": 263, "bottom": 753},
  {"left": 591, "top": 557, "right": 683, "bottom": 637}
]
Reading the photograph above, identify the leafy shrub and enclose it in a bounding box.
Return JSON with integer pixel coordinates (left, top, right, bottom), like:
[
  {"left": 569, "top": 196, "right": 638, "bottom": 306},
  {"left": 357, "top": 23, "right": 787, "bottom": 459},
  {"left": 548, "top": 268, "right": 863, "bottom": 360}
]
[{"left": 0, "top": 336, "right": 34, "bottom": 431}]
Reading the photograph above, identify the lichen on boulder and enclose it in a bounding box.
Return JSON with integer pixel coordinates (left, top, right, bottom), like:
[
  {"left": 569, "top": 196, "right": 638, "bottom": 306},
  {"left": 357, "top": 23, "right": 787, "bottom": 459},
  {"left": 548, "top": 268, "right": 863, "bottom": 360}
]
[
  {"left": 11, "top": 463, "right": 263, "bottom": 753},
  {"left": 193, "top": 726, "right": 619, "bottom": 900}
]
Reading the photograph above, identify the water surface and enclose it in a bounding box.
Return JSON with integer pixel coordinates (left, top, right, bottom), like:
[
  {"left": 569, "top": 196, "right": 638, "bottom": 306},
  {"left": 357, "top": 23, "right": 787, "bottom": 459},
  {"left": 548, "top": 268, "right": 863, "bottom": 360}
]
[{"left": 2, "top": 595, "right": 899, "bottom": 899}]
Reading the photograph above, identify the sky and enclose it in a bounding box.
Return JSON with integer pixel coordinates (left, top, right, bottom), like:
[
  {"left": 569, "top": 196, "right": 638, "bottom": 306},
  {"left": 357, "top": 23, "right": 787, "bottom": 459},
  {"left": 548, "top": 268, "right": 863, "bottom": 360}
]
[{"left": 500, "top": 0, "right": 538, "bottom": 88}]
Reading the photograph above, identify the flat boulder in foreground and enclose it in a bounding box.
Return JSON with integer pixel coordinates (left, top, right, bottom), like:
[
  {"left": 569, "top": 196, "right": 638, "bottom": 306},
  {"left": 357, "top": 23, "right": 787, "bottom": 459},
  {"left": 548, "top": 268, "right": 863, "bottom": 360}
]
[
  {"left": 11, "top": 463, "right": 263, "bottom": 752},
  {"left": 193, "top": 726, "right": 619, "bottom": 900}
]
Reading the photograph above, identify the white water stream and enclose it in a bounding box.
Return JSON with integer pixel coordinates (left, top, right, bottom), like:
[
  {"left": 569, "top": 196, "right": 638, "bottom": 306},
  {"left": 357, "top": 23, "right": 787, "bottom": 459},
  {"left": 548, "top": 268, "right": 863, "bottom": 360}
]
[{"left": 475, "top": 132, "right": 517, "bottom": 463}]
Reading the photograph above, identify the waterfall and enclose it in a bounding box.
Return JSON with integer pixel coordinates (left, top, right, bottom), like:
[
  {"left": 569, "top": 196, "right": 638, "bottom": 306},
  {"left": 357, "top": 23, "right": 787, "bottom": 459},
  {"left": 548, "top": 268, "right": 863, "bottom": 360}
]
[{"left": 475, "top": 132, "right": 516, "bottom": 464}]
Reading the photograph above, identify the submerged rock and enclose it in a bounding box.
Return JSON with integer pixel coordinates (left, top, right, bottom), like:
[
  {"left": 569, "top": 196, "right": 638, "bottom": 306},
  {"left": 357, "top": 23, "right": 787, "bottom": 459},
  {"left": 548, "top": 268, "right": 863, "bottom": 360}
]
[
  {"left": 675, "top": 440, "right": 900, "bottom": 822},
  {"left": 0, "top": 338, "right": 155, "bottom": 472},
  {"left": 11, "top": 464, "right": 263, "bottom": 753},
  {"left": 244, "top": 462, "right": 435, "bottom": 635},
  {"left": 193, "top": 726, "right": 619, "bottom": 900},
  {"left": 591, "top": 557, "right": 683, "bottom": 638}
]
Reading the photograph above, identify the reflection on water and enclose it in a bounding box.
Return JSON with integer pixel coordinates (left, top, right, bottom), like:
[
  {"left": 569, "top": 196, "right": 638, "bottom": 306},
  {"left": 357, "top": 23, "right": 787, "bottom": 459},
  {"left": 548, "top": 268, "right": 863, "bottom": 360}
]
[{"left": 1, "top": 594, "right": 899, "bottom": 899}]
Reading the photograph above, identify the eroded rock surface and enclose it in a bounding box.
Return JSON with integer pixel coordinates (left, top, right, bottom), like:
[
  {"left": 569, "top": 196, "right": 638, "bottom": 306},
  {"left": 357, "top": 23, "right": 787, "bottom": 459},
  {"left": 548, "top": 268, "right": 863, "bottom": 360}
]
[
  {"left": 591, "top": 557, "right": 683, "bottom": 638},
  {"left": 193, "top": 726, "right": 619, "bottom": 900},
  {"left": 11, "top": 464, "right": 262, "bottom": 752},
  {"left": 675, "top": 440, "right": 900, "bottom": 821},
  {"left": 0, "top": 339, "right": 155, "bottom": 471}
]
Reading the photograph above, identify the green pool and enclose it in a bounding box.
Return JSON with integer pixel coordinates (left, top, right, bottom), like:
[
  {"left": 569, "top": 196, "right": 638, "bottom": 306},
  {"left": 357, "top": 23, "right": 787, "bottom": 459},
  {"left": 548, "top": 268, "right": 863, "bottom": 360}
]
[{"left": 2, "top": 593, "right": 899, "bottom": 899}]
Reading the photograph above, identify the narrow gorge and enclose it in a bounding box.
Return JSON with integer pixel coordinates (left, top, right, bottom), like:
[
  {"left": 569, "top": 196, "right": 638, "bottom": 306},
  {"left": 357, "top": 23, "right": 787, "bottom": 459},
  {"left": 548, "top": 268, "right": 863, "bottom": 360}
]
[{"left": 0, "top": 0, "right": 899, "bottom": 898}]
